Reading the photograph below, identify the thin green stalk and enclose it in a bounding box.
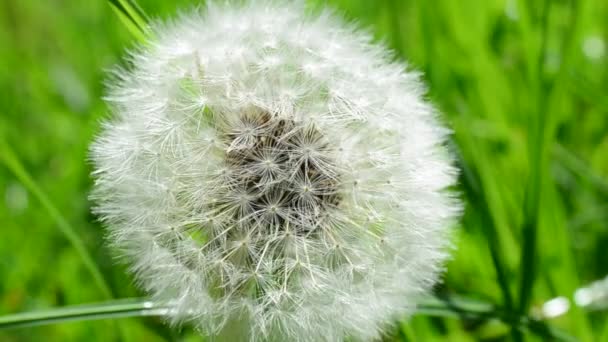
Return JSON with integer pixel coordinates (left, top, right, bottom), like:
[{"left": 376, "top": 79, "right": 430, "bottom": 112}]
[
  {"left": 453, "top": 125, "right": 523, "bottom": 341},
  {"left": 387, "top": 0, "right": 404, "bottom": 57},
  {"left": 418, "top": 297, "right": 576, "bottom": 342},
  {"left": 107, "top": 0, "right": 148, "bottom": 42},
  {"left": 0, "top": 140, "right": 113, "bottom": 300},
  {"left": 518, "top": 0, "right": 552, "bottom": 315},
  {"left": 0, "top": 298, "right": 164, "bottom": 330},
  {"left": 0, "top": 296, "right": 576, "bottom": 341},
  {"left": 517, "top": 0, "right": 594, "bottom": 339},
  {"left": 456, "top": 145, "right": 514, "bottom": 311},
  {"left": 554, "top": 143, "right": 608, "bottom": 195}
]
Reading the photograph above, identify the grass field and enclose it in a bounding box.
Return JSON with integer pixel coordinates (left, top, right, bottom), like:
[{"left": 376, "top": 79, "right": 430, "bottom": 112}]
[{"left": 0, "top": 0, "right": 607, "bottom": 341}]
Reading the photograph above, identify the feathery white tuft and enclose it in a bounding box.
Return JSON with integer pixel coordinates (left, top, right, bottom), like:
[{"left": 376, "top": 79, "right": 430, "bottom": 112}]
[{"left": 91, "top": 1, "right": 460, "bottom": 341}]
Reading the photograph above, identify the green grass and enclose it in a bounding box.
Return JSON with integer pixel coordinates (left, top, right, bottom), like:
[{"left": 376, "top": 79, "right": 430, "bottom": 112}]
[{"left": 1, "top": 0, "right": 607, "bottom": 340}]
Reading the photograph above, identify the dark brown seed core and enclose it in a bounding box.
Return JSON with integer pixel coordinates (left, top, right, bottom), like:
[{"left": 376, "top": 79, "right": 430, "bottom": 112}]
[{"left": 216, "top": 110, "right": 341, "bottom": 236}]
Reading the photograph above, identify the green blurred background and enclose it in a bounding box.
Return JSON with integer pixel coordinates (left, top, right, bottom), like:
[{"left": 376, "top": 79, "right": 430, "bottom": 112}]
[{"left": 0, "top": 0, "right": 606, "bottom": 340}]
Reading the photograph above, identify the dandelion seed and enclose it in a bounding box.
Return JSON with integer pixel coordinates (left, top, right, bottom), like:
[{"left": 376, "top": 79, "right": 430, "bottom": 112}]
[{"left": 91, "top": 1, "right": 460, "bottom": 341}]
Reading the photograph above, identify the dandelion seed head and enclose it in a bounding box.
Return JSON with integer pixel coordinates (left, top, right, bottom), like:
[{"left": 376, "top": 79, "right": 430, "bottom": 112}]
[{"left": 91, "top": 1, "right": 460, "bottom": 341}]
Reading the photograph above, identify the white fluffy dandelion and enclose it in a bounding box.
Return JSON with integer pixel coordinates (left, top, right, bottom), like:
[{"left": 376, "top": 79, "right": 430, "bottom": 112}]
[{"left": 91, "top": 1, "right": 460, "bottom": 341}]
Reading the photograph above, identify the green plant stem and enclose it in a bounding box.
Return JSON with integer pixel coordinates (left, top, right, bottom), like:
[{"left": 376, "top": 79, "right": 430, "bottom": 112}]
[
  {"left": 107, "top": 0, "right": 149, "bottom": 42},
  {"left": 554, "top": 143, "right": 608, "bottom": 195},
  {"left": 0, "top": 140, "right": 113, "bottom": 300},
  {"left": 0, "top": 297, "right": 576, "bottom": 341},
  {"left": 0, "top": 299, "right": 163, "bottom": 329},
  {"left": 387, "top": 0, "right": 404, "bottom": 56},
  {"left": 417, "top": 297, "right": 576, "bottom": 342},
  {"left": 518, "top": 0, "right": 552, "bottom": 315},
  {"left": 455, "top": 145, "right": 514, "bottom": 311}
]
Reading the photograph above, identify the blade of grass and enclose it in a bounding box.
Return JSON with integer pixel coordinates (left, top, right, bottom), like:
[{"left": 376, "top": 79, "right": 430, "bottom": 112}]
[
  {"left": 451, "top": 125, "right": 525, "bottom": 338},
  {"left": 386, "top": 0, "right": 404, "bottom": 56},
  {"left": 416, "top": 0, "right": 519, "bottom": 311},
  {"left": 0, "top": 296, "right": 575, "bottom": 341},
  {"left": 454, "top": 142, "right": 514, "bottom": 311},
  {"left": 554, "top": 143, "right": 608, "bottom": 195},
  {"left": 517, "top": 0, "right": 551, "bottom": 315},
  {"left": 107, "top": 0, "right": 148, "bottom": 42},
  {"left": 0, "top": 298, "right": 164, "bottom": 330},
  {"left": 518, "top": 0, "right": 594, "bottom": 339},
  {"left": 417, "top": 297, "right": 577, "bottom": 342},
  {"left": 516, "top": 1, "right": 594, "bottom": 339},
  {"left": 0, "top": 140, "right": 113, "bottom": 300}
]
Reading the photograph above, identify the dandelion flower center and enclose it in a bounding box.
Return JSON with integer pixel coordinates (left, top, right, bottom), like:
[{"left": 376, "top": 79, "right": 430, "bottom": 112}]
[{"left": 216, "top": 109, "right": 340, "bottom": 238}]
